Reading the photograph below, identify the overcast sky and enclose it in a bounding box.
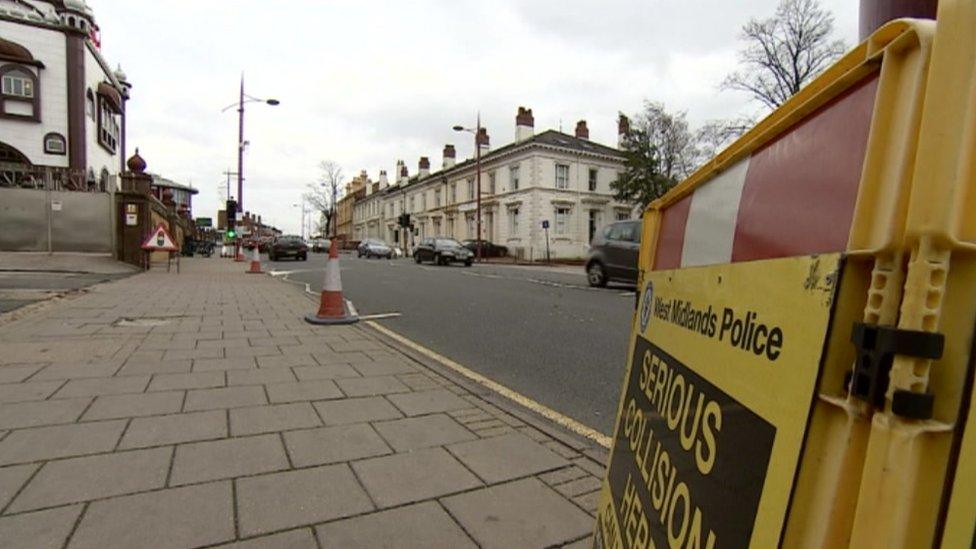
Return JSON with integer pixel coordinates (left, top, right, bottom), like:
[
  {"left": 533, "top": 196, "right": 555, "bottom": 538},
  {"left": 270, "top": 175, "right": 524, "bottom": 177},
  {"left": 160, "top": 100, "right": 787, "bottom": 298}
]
[{"left": 92, "top": 0, "right": 858, "bottom": 235}]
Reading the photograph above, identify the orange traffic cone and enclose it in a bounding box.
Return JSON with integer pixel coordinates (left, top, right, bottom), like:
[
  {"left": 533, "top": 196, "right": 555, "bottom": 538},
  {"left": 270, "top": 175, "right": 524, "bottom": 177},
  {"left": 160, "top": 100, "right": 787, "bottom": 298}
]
[
  {"left": 234, "top": 244, "right": 246, "bottom": 262},
  {"left": 305, "top": 239, "right": 359, "bottom": 325},
  {"left": 246, "top": 244, "right": 263, "bottom": 274}
]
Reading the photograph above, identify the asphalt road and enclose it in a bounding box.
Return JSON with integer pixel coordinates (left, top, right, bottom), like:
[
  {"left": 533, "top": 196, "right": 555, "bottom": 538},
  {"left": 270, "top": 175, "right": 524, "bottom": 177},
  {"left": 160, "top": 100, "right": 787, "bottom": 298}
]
[{"left": 274, "top": 252, "right": 635, "bottom": 435}]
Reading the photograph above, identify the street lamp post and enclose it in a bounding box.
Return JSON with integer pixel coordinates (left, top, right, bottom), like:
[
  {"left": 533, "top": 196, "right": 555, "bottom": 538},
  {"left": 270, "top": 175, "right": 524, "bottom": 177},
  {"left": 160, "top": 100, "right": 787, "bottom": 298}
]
[
  {"left": 222, "top": 75, "right": 278, "bottom": 258},
  {"left": 292, "top": 199, "right": 308, "bottom": 240},
  {"left": 453, "top": 113, "right": 483, "bottom": 262}
]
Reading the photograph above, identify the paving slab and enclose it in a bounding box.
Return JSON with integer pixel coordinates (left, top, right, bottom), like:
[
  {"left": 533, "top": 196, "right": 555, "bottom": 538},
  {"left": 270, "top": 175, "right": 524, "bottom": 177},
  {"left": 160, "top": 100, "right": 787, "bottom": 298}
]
[
  {"left": 227, "top": 367, "right": 296, "bottom": 386},
  {"left": 352, "top": 447, "right": 482, "bottom": 508},
  {"left": 283, "top": 424, "right": 391, "bottom": 467},
  {"left": 316, "top": 501, "right": 477, "bottom": 549},
  {"left": 292, "top": 363, "right": 360, "bottom": 381},
  {"left": 115, "top": 359, "right": 192, "bottom": 376},
  {"left": 441, "top": 478, "right": 593, "bottom": 549},
  {"left": 184, "top": 386, "right": 267, "bottom": 411},
  {"left": 386, "top": 388, "right": 473, "bottom": 416},
  {"left": 211, "top": 529, "right": 318, "bottom": 549},
  {"left": 266, "top": 379, "right": 343, "bottom": 403},
  {"left": 52, "top": 375, "right": 149, "bottom": 398},
  {"left": 0, "top": 398, "right": 91, "bottom": 430},
  {"left": 373, "top": 414, "right": 477, "bottom": 452},
  {"left": 81, "top": 391, "right": 184, "bottom": 421},
  {"left": 446, "top": 432, "right": 569, "bottom": 483},
  {"left": 8, "top": 447, "right": 170, "bottom": 512},
  {"left": 0, "top": 463, "right": 37, "bottom": 509},
  {"left": 0, "top": 364, "right": 45, "bottom": 384},
  {"left": 0, "top": 380, "right": 64, "bottom": 403},
  {"left": 193, "top": 357, "right": 257, "bottom": 372},
  {"left": 32, "top": 361, "right": 123, "bottom": 381},
  {"left": 255, "top": 354, "right": 316, "bottom": 369},
  {"left": 147, "top": 371, "right": 224, "bottom": 392},
  {"left": 236, "top": 464, "right": 373, "bottom": 537},
  {"left": 313, "top": 396, "right": 403, "bottom": 426},
  {"left": 335, "top": 375, "right": 410, "bottom": 397},
  {"left": 119, "top": 410, "right": 226, "bottom": 449},
  {"left": 351, "top": 360, "right": 419, "bottom": 377},
  {"left": 68, "top": 481, "right": 235, "bottom": 549},
  {"left": 230, "top": 402, "right": 321, "bottom": 436},
  {"left": 170, "top": 434, "right": 289, "bottom": 486},
  {"left": 0, "top": 420, "right": 126, "bottom": 465},
  {"left": 0, "top": 504, "right": 83, "bottom": 549}
]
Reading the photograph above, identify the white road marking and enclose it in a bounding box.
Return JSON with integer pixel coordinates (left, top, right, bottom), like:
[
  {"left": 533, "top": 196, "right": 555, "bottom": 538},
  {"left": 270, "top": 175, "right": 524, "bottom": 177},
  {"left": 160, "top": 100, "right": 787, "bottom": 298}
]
[
  {"left": 357, "top": 312, "right": 402, "bottom": 320},
  {"left": 365, "top": 320, "right": 612, "bottom": 449}
]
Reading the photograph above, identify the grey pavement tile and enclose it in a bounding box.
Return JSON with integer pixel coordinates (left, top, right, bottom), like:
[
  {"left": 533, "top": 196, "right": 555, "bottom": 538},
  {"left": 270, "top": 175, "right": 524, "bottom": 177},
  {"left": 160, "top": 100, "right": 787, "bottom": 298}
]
[
  {"left": 0, "top": 381, "right": 64, "bottom": 403},
  {"left": 266, "top": 380, "right": 343, "bottom": 403},
  {"left": 397, "top": 373, "right": 441, "bottom": 391},
  {"left": 441, "top": 478, "right": 593, "bottom": 549},
  {"left": 227, "top": 368, "right": 296, "bottom": 386},
  {"left": 249, "top": 336, "right": 301, "bottom": 347},
  {"left": 554, "top": 476, "right": 603, "bottom": 499},
  {"left": 68, "top": 481, "right": 235, "bottom": 549},
  {"left": 350, "top": 360, "right": 419, "bottom": 377},
  {"left": 313, "top": 396, "right": 403, "bottom": 426},
  {"left": 447, "top": 433, "right": 569, "bottom": 484},
  {"left": 136, "top": 339, "right": 196, "bottom": 351},
  {"left": 573, "top": 490, "right": 600, "bottom": 515},
  {"left": 211, "top": 529, "right": 318, "bottom": 549},
  {"left": 184, "top": 386, "right": 267, "bottom": 411},
  {"left": 465, "top": 419, "right": 506, "bottom": 431},
  {"left": 196, "top": 338, "right": 250, "bottom": 349},
  {"left": 373, "top": 414, "right": 476, "bottom": 452},
  {"left": 475, "top": 425, "right": 516, "bottom": 438},
  {"left": 539, "top": 466, "right": 589, "bottom": 486},
  {"left": 352, "top": 447, "right": 482, "bottom": 508},
  {"left": 387, "top": 389, "right": 472, "bottom": 416},
  {"left": 193, "top": 357, "right": 257, "bottom": 372},
  {"left": 124, "top": 350, "right": 166, "bottom": 362},
  {"left": 0, "top": 463, "right": 38, "bottom": 510},
  {"left": 119, "top": 410, "right": 227, "bottom": 449},
  {"left": 236, "top": 464, "right": 373, "bottom": 537},
  {"left": 32, "top": 361, "right": 123, "bottom": 381},
  {"left": 544, "top": 440, "right": 581, "bottom": 459},
  {"left": 563, "top": 536, "right": 595, "bottom": 549},
  {"left": 292, "top": 364, "right": 360, "bottom": 381},
  {"left": 335, "top": 375, "right": 410, "bottom": 397},
  {"left": 0, "top": 398, "right": 91, "bottom": 430},
  {"left": 147, "top": 371, "right": 224, "bottom": 392},
  {"left": 0, "top": 364, "right": 45, "bottom": 384},
  {"left": 230, "top": 402, "right": 321, "bottom": 436},
  {"left": 0, "top": 504, "right": 83, "bottom": 549},
  {"left": 81, "top": 391, "right": 184, "bottom": 421},
  {"left": 329, "top": 340, "right": 385, "bottom": 352},
  {"left": 0, "top": 420, "right": 126, "bottom": 466},
  {"left": 8, "top": 447, "right": 170, "bottom": 512},
  {"left": 283, "top": 424, "right": 390, "bottom": 467},
  {"left": 225, "top": 346, "right": 281, "bottom": 359},
  {"left": 313, "top": 351, "right": 372, "bottom": 364},
  {"left": 52, "top": 376, "right": 149, "bottom": 399},
  {"left": 256, "top": 353, "right": 316, "bottom": 369},
  {"left": 316, "top": 501, "right": 477, "bottom": 549},
  {"left": 163, "top": 347, "right": 223, "bottom": 361},
  {"left": 116, "top": 359, "right": 192, "bottom": 376},
  {"left": 170, "top": 434, "right": 289, "bottom": 486}
]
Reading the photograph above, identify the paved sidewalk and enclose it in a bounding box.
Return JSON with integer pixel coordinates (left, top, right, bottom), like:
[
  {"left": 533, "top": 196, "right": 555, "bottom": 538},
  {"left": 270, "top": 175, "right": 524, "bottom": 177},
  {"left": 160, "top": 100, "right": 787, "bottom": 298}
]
[
  {"left": 0, "top": 252, "right": 139, "bottom": 274},
  {"left": 0, "top": 257, "right": 604, "bottom": 548}
]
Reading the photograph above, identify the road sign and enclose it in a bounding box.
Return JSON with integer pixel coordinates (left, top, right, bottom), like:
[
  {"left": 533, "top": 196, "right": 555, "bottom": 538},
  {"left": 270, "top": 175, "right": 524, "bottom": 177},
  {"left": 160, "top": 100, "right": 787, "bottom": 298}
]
[
  {"left": 541, "top": 220, "right": 549, "bottom": 229},
  {"left": 196, "top": 217, "right": 213, "bottom": 227},
  {"left": 141, "top": 223, "right": 179, "bottom": 252},
  {"left": 125, "top": 213, "right": 137, "bottom": 226},
  {"left": 597, "top": 254, "right": 842, "bottom": 548}
]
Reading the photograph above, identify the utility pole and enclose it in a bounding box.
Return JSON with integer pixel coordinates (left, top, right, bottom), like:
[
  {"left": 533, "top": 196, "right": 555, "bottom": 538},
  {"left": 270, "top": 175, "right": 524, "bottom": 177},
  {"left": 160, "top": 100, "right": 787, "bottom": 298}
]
[{"left": 475, "top": 112, "right": 482, "bottom": 262}]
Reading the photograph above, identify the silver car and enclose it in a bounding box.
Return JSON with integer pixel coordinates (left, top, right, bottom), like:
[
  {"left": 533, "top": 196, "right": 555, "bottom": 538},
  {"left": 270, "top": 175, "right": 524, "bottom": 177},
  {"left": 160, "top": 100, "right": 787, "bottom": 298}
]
[{"left": 357, "top": 238, "right": 393, "bottom": 259}]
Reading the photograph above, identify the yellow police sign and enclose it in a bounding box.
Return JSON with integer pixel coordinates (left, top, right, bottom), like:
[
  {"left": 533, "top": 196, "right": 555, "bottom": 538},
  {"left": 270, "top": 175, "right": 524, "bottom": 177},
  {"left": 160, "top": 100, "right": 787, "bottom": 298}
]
[{"left": 597, "top": 254, "right": 842, "bottom": 548}]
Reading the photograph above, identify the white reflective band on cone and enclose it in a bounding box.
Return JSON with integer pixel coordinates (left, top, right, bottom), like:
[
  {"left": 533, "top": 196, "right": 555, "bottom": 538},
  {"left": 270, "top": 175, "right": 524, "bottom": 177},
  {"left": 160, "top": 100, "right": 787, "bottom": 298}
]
[{"left": 324, "top": 259, "right": 342, "bottom": 292}]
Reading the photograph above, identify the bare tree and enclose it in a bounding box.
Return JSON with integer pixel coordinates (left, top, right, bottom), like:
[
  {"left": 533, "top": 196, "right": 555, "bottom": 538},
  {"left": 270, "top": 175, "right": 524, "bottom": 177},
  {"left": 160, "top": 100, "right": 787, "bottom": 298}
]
[
  {"left": 304, "top": 161, "right": 343, "bottom": 238},
  {"left": 696, "top": 116, "right": 756, "bottom": 159},
  {"left": 723, "top": 0, "right": 846, "bottom": 110}
]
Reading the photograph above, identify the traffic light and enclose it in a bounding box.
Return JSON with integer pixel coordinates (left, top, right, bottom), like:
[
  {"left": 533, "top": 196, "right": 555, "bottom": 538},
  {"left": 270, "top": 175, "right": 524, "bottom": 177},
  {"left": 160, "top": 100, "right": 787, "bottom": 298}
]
[
  {"left": 398, "top": 213, "right": 411, "bottom": 228},
  {"left": 226, "top": 200, "right": 238, "bottom": 239}
]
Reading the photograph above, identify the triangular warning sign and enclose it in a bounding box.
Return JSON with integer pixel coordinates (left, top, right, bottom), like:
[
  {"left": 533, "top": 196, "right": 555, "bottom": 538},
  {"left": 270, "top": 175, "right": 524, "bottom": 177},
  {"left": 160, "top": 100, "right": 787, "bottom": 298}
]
[{"left": 141, "top": 223, "right": 179, "bottom": 251}]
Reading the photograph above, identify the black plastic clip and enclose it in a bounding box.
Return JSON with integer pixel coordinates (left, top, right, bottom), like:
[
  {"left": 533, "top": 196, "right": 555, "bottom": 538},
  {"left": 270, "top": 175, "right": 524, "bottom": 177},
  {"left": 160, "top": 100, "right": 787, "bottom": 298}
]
[{"left": 849, "top": 323, "right": 944, "bottom": 419}]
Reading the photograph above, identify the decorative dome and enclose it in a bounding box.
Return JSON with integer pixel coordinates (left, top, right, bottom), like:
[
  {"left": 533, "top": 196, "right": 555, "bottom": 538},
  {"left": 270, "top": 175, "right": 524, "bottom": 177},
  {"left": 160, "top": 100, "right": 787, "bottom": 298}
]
[
  {"left": 113, "top": 65, "right": 128, "bottom": 84},
  {"left": 63, "top": 0, "right": 89, "bottom": 12},
  {"left": 127, "top": 149, "right": 147, "bottom": 173}
]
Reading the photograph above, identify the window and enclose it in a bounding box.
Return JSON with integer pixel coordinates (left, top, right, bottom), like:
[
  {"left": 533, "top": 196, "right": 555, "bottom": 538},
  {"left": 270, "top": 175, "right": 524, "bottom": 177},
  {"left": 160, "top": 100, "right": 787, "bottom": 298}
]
[
  {"left": 1, "top": 70, "right": 33, "bottom": 98},
  {"left": 508, "top": 208, "right": 519, "bottom": 236},
  {"left": 467, "top": 178, "right": 475, "bottom": 200},
  {"left": 450, "top": 183, "right": 456, "bottom": 203},
  {"left": 488, "top": 172, "right": 496, "bottom": 195},
  {"left": 588, "top": 168, "right": 598, "bottom": 191},
  {"left": 420, "top": 193, "right": 427, "bottom": 211},
  {"left": 617, "top": 211, "right": 630, "bottom": 221},
  {"left": 98, "top": 98, "right": 119, "bottom": 152},
  {"left": 555, "top": 207, "right": 571, "bottom": 234},
  {"left": 435, "top": 189, "right": 441, "bottom": 207},
  {"left": 43, "top": 133, "right": 66, "bottom": 155},
  {"left": 466, "top": 215, "right": 474, "bottom": 237},
  {"left": 0, "top": 66, "right": 39, "bottom": 120},
  {"left": 509, "top": 165, "right": 519, "bottom": 191},
  {"left": 86, "top": 89, "right": 95, "bottom": 120},
  {"left": 609, "top": 221, "right": 640, "bottom": 242},
  {"left": 555, "top": 164, "right": 569, "bottom": 189}
]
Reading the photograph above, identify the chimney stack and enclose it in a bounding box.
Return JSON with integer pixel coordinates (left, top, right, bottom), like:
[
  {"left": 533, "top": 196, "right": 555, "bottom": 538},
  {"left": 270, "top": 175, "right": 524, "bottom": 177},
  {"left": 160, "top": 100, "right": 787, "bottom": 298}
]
[
  {"left": 515, "top": 106, "right": 534, "bottom": 141},
  {"left": 379, "top": 169, "right": 389, "bottom": 189},
  {"left": 399, "top": 161, "right": 409, "bottom": 185},
  {"left": 618, "top": 114, "right": 630, "bottom": 148},
  {"left": 443, "top": 144, "right": 456, "bottom": 169},
  {"left": 476, "top": 128, "right": 490, "bottom": 155},
  {"left": 575, "top": 120, "right": 589, "bottom": 140},
  {"left": 418, "top": 156, "right": 430, "bottom": 178}
]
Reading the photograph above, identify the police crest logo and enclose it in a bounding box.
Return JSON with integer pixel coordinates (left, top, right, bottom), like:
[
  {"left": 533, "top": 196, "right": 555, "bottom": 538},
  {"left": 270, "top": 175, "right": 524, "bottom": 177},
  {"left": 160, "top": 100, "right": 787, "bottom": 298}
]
[{"left": 639, "top": 281, "right": 653, "bottom": 333}]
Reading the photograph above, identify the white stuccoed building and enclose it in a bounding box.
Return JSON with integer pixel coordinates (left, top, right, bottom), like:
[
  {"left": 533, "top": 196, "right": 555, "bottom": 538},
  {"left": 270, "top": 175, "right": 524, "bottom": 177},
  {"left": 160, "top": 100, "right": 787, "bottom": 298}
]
[{"left": 353, "top": 107, "right": 633, "bottom": 260}]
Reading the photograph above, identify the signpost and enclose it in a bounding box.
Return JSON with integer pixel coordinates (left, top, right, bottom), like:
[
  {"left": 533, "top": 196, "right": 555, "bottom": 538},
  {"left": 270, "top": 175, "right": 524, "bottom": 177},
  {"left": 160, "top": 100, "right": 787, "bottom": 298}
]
[
  {"left": 141, "top": 223, "right": 180, "bottom": 273},
  {"left": 542, "top": 220, "right": 550, "bottom": 264},
  {"left": 596, "top": 254, "right": 843, "bottom": 548}
]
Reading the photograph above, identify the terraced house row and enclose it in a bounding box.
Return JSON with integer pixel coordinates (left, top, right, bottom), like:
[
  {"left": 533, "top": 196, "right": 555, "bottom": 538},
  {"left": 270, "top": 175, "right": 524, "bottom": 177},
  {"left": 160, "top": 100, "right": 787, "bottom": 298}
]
[{"left": 345, "top": 107, "right": 635, "bottom": 260}]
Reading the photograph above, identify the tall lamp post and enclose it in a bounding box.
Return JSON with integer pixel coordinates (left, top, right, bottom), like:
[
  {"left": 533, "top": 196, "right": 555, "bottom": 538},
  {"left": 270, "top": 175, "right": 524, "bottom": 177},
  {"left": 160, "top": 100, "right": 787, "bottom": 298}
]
[
  {"left": 453, "top": 113, "right": 483, "bottom": 262},
  {"left": 292, "top": 199, "right": 309, "bottom": 240},
  {"left": 222, "top": 75, "right": 278, "bottom": 257}
]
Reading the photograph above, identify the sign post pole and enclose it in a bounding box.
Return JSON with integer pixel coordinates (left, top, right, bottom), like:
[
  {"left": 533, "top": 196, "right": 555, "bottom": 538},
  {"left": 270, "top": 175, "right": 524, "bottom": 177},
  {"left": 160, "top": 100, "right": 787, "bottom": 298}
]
[{"left": 542, "top": 220, "right": 550, "bottom": 264}]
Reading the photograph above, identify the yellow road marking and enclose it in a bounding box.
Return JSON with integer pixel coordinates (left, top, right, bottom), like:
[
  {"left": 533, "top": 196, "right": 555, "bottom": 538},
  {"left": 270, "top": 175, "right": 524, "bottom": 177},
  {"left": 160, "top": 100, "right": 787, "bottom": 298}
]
[{"left": 365, "top": 320, "right": 612, "bottom": 449}]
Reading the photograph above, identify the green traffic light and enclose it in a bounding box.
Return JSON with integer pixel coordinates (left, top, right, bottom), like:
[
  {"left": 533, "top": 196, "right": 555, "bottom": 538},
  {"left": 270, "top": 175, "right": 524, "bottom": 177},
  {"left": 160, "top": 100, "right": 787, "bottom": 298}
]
[{"left": 227, "top": 230, "right": 236, "bottom": 238}]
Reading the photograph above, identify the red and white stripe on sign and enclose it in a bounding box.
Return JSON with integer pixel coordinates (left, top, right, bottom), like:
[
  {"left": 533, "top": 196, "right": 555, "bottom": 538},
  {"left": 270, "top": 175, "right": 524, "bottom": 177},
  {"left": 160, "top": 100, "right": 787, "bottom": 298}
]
[{"left": 653, "top": 73, "right": 880, "bottom": 271}]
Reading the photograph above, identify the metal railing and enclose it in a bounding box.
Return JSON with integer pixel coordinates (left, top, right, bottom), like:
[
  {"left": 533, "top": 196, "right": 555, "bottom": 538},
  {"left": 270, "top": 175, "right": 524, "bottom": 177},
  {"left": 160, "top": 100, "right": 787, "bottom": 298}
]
[{"left": 0, "top": 165, "right": 110, "bottom": 192}]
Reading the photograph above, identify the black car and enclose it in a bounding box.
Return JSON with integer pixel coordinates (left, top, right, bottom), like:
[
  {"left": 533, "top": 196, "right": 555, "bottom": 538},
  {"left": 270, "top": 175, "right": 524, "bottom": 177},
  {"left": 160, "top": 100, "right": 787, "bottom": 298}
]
[
  {"left": 462, "top": 239, "right": 508, "bottom": 258},
  {"left": 268, "top": 235, "right": 308, "bottom": 261},
  {"left": 414, "top": 237, "right": 474, "bottom": 266},
  {"left": 585, "top": 220, "right": 640, "bottom": 287}
]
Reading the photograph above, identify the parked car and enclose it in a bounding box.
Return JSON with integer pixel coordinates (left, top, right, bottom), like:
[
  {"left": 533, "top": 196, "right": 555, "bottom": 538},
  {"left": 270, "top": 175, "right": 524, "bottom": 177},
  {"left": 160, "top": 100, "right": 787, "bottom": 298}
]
[
  {"left": 462, "top": 239, "right": 508, "bottom": 258},
  {"left": 268, "top": 235, "right": 308, "bottom": 261},
  {"left": 585, "top": 220, "right": 640, "bottom": 287},
  {"left": 311, "top": 238, "right": 332, "bottom": 253},
  {"left": 414, "top": 237, "right": 474, "bottom": 266},
  {"left": 357, "top": 239, "right": 393, "bottom": 259}
]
